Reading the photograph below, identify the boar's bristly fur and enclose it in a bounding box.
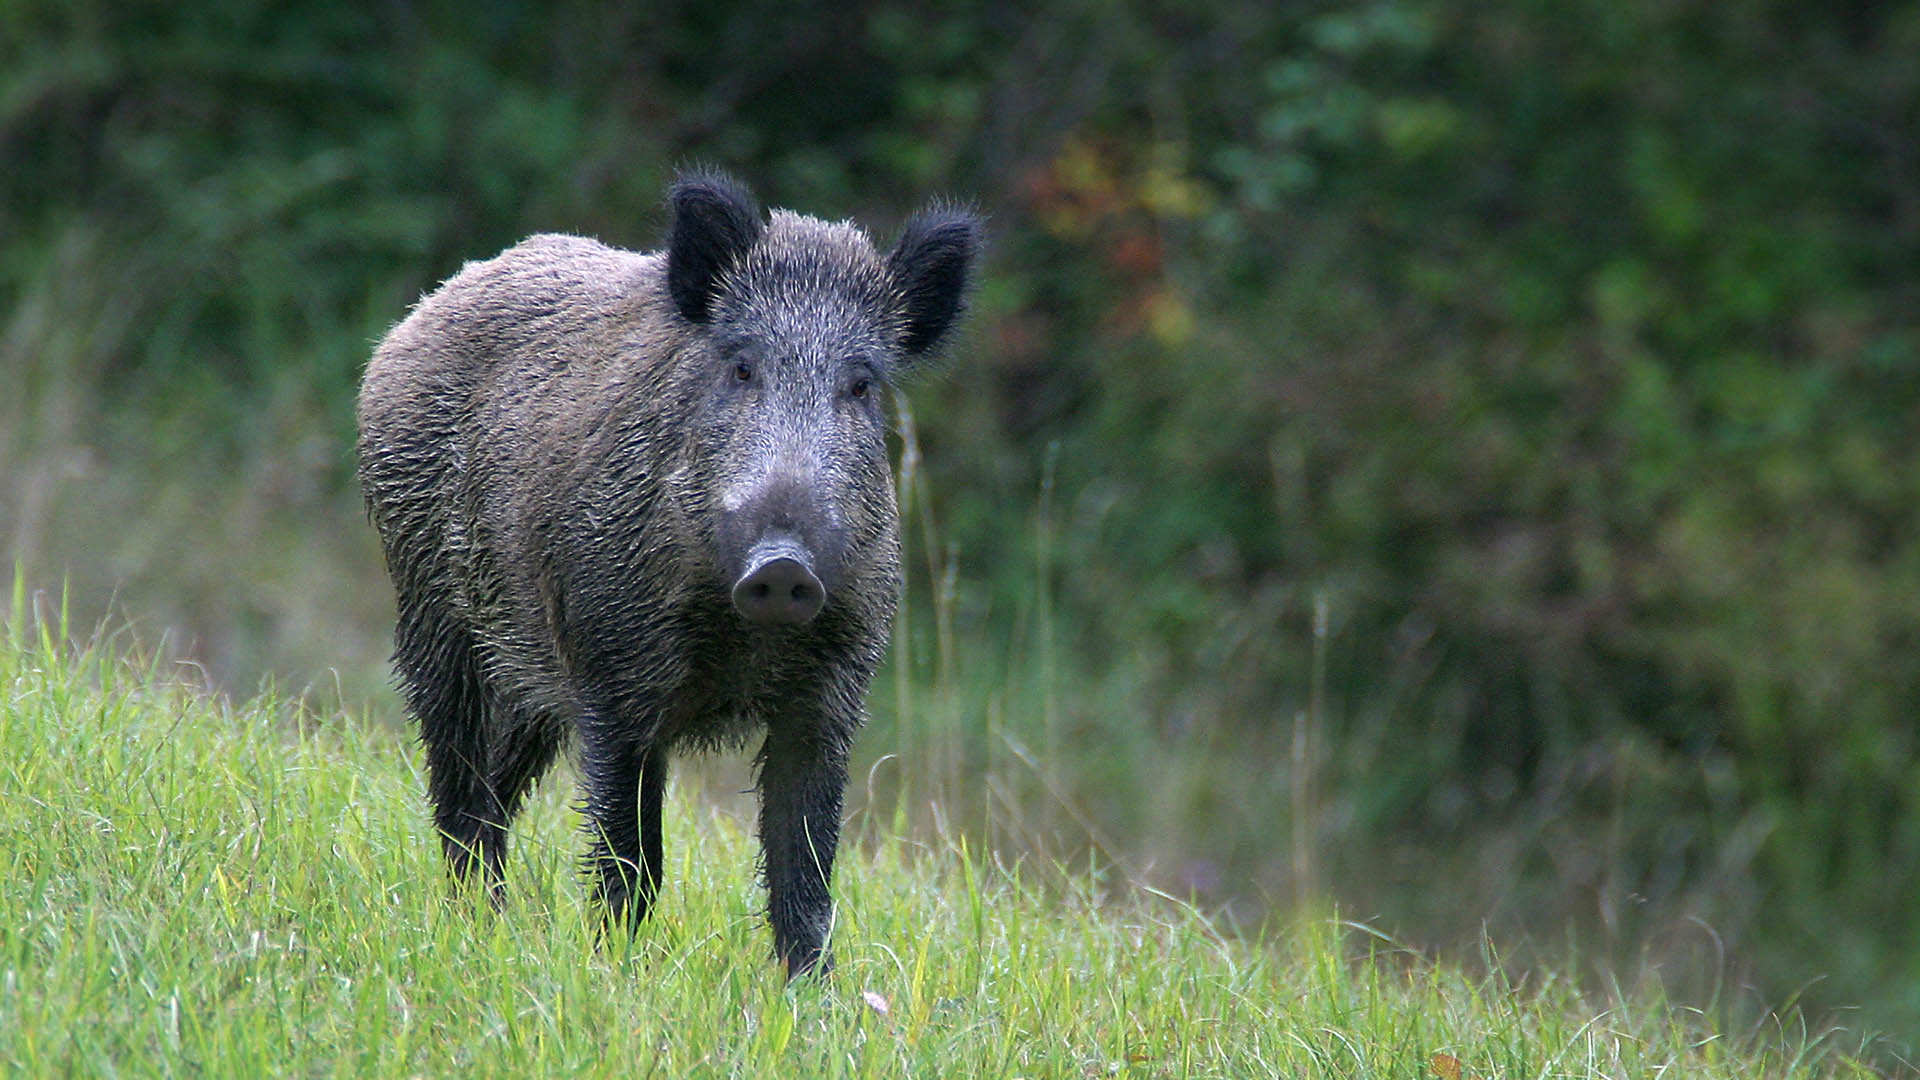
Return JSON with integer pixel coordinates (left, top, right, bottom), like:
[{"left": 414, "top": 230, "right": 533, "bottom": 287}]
[{"left": 357, "top": 172, "right": 982, "bottom": 976}]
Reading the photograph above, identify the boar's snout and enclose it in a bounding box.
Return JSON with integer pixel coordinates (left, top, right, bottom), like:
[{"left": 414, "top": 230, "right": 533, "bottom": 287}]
[
  {"left": 719, "top": 459, "right": 845, "bottom": 627},
  {"left": 733, "top": 536, "right": 825, "bottom": 625}
]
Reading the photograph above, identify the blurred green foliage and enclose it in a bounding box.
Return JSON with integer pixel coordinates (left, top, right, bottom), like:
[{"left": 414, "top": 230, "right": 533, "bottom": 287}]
[{"left": 4, "top": 0, "right": 1918, "bottom": 1052}]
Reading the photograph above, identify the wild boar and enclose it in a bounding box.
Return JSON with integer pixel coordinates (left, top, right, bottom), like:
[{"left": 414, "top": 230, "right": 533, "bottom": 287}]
[{"left": 357, "top": 170, "right": 981, "bottom": 975}]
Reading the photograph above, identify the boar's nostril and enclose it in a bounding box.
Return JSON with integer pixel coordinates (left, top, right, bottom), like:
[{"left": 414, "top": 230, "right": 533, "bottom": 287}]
[{"left": 733, "top": 546, "right": 825, "bottom": 626}]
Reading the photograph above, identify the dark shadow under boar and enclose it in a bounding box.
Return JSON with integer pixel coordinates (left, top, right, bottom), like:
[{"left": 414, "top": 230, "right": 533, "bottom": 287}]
[{"left": 356, "top": 171, "right": 981, "bottom": 976}]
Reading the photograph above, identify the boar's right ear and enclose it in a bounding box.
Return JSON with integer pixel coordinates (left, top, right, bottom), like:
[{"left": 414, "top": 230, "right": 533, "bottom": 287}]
[
  {"left": 667, "top": 171, "right": 764, "bottom": 324},
  {"left": 887, "top": 205, "right": 984, "bottom": 358}
]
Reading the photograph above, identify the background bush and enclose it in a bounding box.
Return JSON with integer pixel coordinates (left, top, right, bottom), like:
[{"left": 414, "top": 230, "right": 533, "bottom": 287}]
[{"left": 4, "top": 0, "right": 1917, "bottom": 1051}]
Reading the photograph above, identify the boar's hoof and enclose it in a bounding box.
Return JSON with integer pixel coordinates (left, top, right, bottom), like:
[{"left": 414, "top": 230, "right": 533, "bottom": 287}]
[{"left": 733, "top": 541, "right": 825, "bottom": 625}]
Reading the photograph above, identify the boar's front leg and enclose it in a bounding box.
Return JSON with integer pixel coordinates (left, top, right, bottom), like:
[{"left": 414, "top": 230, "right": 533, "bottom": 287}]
[
  {"left": 582, "top": 726, "right": 670, "bottom": 928},
  {"left": 757, "top": 717, "right": 850, "bottom": 977}
]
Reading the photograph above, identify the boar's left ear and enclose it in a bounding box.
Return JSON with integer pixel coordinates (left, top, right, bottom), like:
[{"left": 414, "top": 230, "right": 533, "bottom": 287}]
[
  {"left": 668, "top": 170, "right": 764, "bottom": 324},
  {"left": 887, "top": 205, "right": 983, "bottom": 358}
]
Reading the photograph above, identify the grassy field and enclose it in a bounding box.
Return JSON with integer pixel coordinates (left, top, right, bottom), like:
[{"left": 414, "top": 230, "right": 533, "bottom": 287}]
[{"left": 0, "top": 589, "right": 1892, "bottom": 1078}]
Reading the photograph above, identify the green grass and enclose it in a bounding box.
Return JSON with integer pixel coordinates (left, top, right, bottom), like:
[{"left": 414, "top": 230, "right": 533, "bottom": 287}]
[{"left": 0, "top": 593, "right": 1889, "bottom": 1078}]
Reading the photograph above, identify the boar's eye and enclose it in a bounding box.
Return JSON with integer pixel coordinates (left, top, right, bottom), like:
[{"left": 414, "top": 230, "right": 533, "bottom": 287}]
[
  {"left": 849, "top": 377, "right": 871, "bottom": 400},
  {"left": 732, "top": 361, "right": 753, "bottom": 382}
]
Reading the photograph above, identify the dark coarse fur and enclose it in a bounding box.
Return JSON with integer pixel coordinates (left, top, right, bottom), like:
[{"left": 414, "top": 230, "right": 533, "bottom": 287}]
[{"left": 357, "top": 170, "right": 981, "bottom": 976}]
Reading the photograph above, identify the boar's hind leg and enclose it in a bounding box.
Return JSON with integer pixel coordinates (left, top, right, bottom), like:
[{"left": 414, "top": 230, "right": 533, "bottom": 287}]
[
  {"left": 396, "top": 607, "right": 508, "bottom": 893},
  {"left": 582, "top": 735, "right": 670, "bottom": 928},
  {"left": 757, "top": 721, "right": 849, "bottom": 978}
]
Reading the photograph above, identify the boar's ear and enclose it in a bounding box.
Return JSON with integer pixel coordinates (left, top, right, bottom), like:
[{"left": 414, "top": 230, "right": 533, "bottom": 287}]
[
  {"left": 887, "top": 205, "right": 983, "bottom": 358},
  {"left": 667, "top": 170, "right": 764, "bottom": 324}
]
